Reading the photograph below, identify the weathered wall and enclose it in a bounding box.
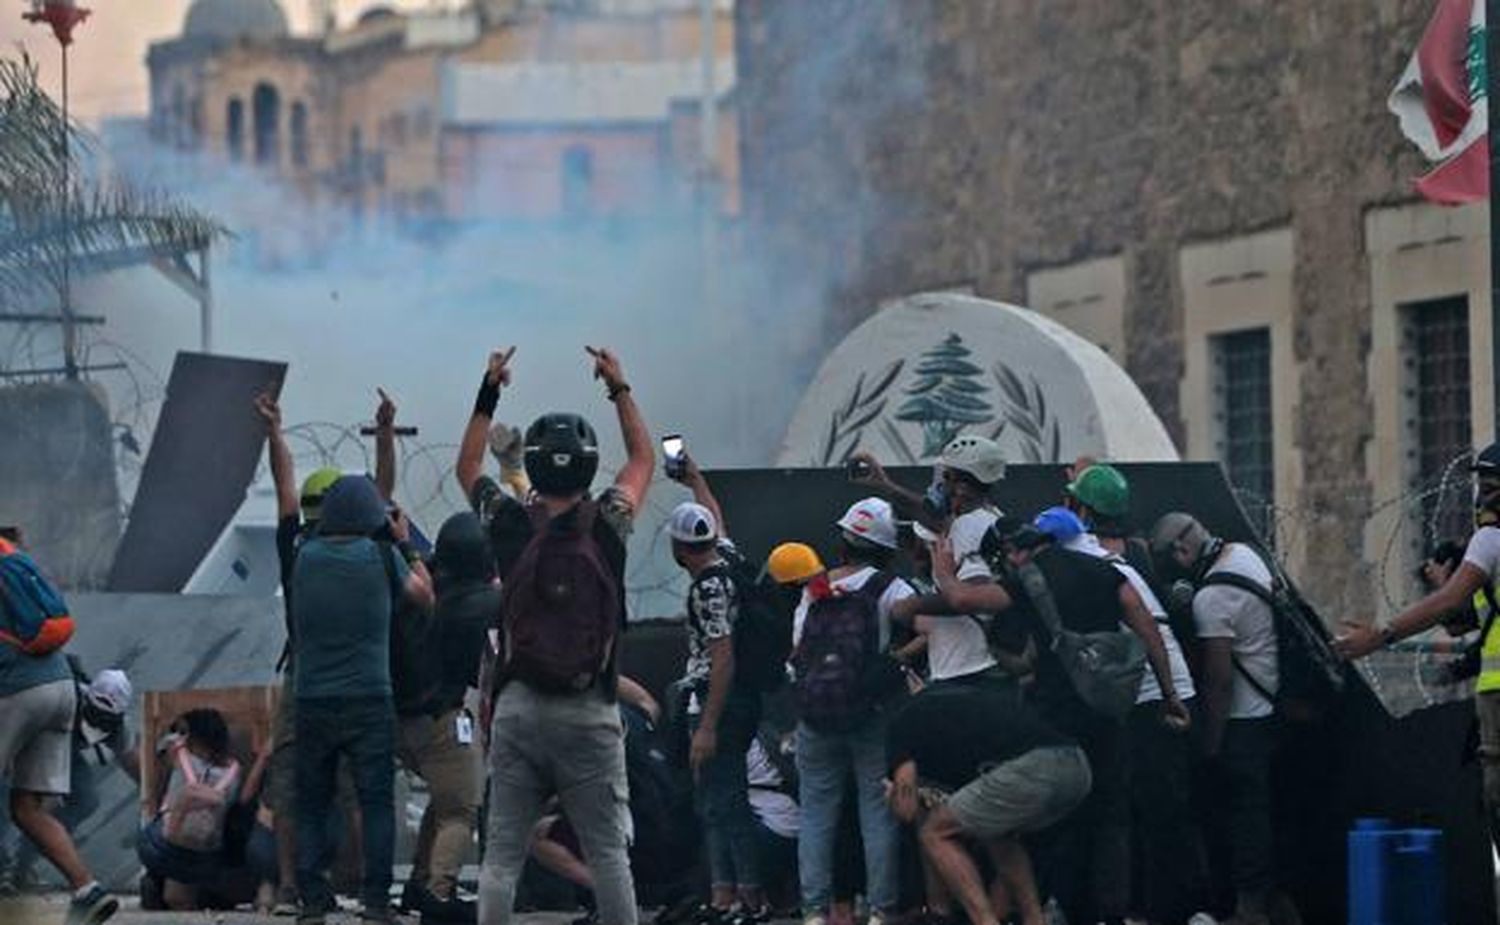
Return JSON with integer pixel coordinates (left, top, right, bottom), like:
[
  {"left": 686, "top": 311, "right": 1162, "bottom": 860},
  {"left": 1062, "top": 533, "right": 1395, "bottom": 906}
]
[
  {"left": 0, "top": 383, "right": 121, "bottom": 589},
  {"left": 735, "top": 0, "right": 1433, "bottom": 615}
]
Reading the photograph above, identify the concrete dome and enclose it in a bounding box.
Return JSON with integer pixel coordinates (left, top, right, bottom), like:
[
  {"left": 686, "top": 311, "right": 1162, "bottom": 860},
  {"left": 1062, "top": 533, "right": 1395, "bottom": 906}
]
[{"left": 183, "top": 0, "right": 290, "bottom": 42}]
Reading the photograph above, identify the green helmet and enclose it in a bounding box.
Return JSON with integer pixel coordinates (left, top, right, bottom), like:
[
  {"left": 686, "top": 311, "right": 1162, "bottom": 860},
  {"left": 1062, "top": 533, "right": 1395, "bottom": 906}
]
[
  {"left": 299, "top": 467, "right": 342, "bottom": 522},
  {"left": 1066, "top": 464, "right": 1130, "bottom": 518}
]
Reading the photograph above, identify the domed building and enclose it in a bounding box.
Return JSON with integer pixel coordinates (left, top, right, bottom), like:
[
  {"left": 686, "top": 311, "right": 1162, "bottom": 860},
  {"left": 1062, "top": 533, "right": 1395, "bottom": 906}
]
[
  {"left": 146, "top": 0, "right": 739, "bottom": 224},
  {"left": 181, "top": 0, "right": 291, "bottom": 43}
]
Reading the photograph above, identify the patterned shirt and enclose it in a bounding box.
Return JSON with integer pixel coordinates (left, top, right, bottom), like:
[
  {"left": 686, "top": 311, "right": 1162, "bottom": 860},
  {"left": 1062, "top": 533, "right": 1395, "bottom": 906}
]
[{"left": 683, "top": 543, "right": 740, "bottom": 687}]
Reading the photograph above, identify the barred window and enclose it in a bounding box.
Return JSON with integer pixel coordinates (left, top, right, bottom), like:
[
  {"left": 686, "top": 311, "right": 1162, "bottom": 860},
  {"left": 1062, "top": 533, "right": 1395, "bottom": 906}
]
[
  {"left": 1213, "top": 328, "right": 1274, "bottom": 538},
  {"left": 1405, "top": 296, "right": 1472, "bottom": 545}
]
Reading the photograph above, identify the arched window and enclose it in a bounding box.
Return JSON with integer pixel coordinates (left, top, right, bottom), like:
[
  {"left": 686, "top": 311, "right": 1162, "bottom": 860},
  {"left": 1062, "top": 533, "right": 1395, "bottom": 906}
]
[
  {"left": 252, "top": 82, "right": 280, "bottom": 166},
  {"left": 189, "top": 98, "right": 203, "bottom": 148},
  {"left": 290, "top": 102, "right": 309, "bottom": 168},
  {"left": 171, "top": 85, "right": 186, "bottom": 147},
  {"left": 226, "top": 98, "right": 244, "bottom": 162},
  {"left": 561, "top": 145, "right": 594, "bottom": 216}
]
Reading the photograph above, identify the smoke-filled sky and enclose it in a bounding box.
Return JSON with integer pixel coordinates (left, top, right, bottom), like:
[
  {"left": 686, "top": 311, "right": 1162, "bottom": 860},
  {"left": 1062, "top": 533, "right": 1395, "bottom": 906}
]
[{"left": 0, "top": 0, "right": 440, "bottom": 125}]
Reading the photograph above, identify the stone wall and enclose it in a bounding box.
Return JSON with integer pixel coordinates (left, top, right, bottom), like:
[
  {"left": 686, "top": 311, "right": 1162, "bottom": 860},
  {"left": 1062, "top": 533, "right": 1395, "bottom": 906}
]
[
  {"left": 735, "top": 0, "right": 1434, "bottom": 614},
  {"left": 0, "top": 383, "right": 121, "bottom": 588}
]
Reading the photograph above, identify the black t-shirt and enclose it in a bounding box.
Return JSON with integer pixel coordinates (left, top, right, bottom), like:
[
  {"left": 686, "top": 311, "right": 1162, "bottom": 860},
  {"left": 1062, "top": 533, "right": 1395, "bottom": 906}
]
[
  {"left": 431, "top": 579, "right": 502, "bottom": 710},
  {"left": 1008, "top": 545, "right": 1127, "bottom": 739},
  {"left": 886, "top": 685, "right": 1072, "bottom": 790},
  {"left": 470, "top": 475, "right": 633, "bottom": 697}
]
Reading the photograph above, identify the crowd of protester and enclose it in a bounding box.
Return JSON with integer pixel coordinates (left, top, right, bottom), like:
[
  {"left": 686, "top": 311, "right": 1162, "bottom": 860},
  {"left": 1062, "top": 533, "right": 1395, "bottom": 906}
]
[{"left": 6, "top": 343, "right": 1500, "bottom": 925}]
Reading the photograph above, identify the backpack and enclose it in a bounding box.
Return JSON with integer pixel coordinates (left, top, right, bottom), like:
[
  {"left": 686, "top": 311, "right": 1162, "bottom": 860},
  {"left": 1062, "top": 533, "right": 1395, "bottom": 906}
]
[
  {"left": 497, "top": 501, "right": 621, "bottom": 694},
  {"left": 1198, "top": 546, "right": 1347, "bottom": 721},
  {"left": 700, "top": 551, "right": 793, "bottom": 694},
  {"left": 1013, "top": 558, "right": 1146, "bottom": 719},
  {"left": 380, "top": 543, "right": 438, "bottom": 717},
  {"left": 792, "top": 571, "right": 901, "bottom": 732},
  {"left": 0, "top": 539, "right": 74, "bottom": 656},
  {"left": 163, "top": 750, "right": 241, "bottom": 853}
]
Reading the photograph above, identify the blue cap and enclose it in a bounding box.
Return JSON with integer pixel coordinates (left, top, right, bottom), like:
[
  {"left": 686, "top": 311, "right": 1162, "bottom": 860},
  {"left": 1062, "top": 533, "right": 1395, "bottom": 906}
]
[
  {"left": 318, "top": 475, "right": 387, "bottom": 536},
  {"left": 1033, "top": 506, "right": 1087, "bottom": 543}
]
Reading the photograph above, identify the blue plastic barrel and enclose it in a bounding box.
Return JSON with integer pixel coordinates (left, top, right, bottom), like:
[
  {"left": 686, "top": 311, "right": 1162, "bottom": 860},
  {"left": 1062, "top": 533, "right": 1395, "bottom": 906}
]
[
  {"left": 1390, "top": 828, "right": 1443, "bottom": 925},
  {"left": 1348, "top": 818, "right": 1392, "bottom": 925}
]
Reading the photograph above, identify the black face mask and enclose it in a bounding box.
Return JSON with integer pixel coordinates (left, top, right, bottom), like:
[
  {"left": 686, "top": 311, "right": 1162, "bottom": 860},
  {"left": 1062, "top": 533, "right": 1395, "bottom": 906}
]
[{"left": 1477, "top": 477, "right": 1500, "bottom": 527}]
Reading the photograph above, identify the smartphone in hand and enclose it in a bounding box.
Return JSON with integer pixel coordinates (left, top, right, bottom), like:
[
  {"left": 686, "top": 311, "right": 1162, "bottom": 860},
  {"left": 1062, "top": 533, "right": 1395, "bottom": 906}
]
[{"left": 662, "top": 434, "right": 686, "bottom": 479}]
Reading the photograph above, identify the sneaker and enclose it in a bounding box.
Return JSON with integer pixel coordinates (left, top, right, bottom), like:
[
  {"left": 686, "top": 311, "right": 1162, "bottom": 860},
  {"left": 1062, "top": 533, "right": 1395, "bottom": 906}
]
[
  {"left": 296, "top": 915, "right": 327, "bottom": 925},
  {"left": 64, "top": 885, "right": 119, "bottom": 925},
  {"left": 1188, "top": 915, "right": 1220, "bottom": 925},
  {"left": 361, "top": 904, "right": 399, "bottom": 924},
  {"left": 803, "top": 916, "right": 829, "bottom": 925},
  {"left": 728, "top": 905, "right": 773, "bottom": 925},
  {"left": 398, "top": 879, "right": 425, "bottom": 914},
  {"left": 693, "top": 904, "right": 730, "bottom": 925},
  {"left": 866, "top": 914, "right": 887, "bottom": 925},
  {"left": 422, "top": 889, "right": 478, "bottom": 924},
  {"left": 655, "top": 895, "right": 703, "bottom": 925},
  {"left": 570, "top": 911, "right": 600, "bottom": 925}
]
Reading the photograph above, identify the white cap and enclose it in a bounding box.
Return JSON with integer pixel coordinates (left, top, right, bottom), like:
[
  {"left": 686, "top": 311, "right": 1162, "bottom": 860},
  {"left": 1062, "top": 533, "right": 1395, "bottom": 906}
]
[
  {"left": 86, "top": 669, "right": 133, "bottom": 716},
  {"left": 836, "top": 497, "right": 899, "bottom": 550},
  {"left": 667, "top": 502, "right": 719, "bottom": 544}
]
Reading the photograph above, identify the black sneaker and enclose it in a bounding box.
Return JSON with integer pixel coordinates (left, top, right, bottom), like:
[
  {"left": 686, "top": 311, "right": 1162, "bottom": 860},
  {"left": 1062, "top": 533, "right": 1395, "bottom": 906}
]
[
  {"left": 570, "top": 910, "right": 600, "bottom": 925},
  {"left": 398, "top": 879, "right": 425, "bottom": 914},
  {"left": 361, "top": 904, "right": 399, "bottom": 925},
  {"left": 692, "top": 903, "right": 731, "bottom": 925},
  {"left": 655, "top": 895, "right": 703, "bottom": 925},
  {"left": 422, "top": 889, "right": 478, "bottom": 924},
  {"left": 64, "top": 885, "right": 119, "bottom": 925},
  {"left": 728, "top": 905, "right": 773, "bottom": 925}
]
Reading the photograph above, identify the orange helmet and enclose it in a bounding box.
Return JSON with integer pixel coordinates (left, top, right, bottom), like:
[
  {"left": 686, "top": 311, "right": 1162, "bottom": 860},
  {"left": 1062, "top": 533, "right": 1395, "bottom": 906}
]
[{"left": 767, "top": 542, "right": 824, "bottom": 585}]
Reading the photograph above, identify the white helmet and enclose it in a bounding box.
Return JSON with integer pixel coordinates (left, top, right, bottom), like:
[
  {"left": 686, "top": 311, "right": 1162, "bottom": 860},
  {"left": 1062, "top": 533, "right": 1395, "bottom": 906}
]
[
  {"left": 836, "top": 497, "right": 899, "bottom": 550},
  {"left": 939, "top": 434, "right": 1007, "bottom": 485},
  {"left": 86, "top": 669, "right": 133, "bottom": 716}
]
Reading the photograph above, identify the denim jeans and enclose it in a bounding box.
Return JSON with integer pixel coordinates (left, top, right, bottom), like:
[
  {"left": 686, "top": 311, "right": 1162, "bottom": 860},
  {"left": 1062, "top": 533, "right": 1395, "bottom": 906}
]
[
  {"left": 295, "top": 696, "right": 396, "bottom": 915},
  {"left": 689, "top": 694, "right": 761, "bottom": 893},
  {"left": 795, "top": 716, "right": 898, "bottom": 915}
]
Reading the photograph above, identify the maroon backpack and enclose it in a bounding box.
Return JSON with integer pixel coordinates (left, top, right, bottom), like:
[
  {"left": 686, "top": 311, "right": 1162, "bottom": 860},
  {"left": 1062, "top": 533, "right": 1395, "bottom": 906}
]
[
  {"left": 792, "top": 571, "right": 899, "bottom": 732},
  {"left": 498, "top": 501, "right": 621, "bottom": 694}
]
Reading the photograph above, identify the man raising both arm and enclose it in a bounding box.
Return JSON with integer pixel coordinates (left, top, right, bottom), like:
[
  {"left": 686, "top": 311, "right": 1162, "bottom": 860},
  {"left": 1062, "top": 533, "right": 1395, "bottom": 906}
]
[{"left": 457, "top": 345, "right": 653, "bottom": 925}]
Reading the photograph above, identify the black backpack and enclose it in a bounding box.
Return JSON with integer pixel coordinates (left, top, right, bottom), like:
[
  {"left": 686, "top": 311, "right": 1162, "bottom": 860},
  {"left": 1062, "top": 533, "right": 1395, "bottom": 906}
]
[
  {"left": 700, "top": 550, "right": 794, "bottom": 694},
  {"left": 1198, "top": 546, "right": 1348, "bottom": 721},
  {"left": 792, "top": 571, "right": 903, "bottom": 732},
  {"left": 381, "top": 543, "right": 437, "bottom": 716}
]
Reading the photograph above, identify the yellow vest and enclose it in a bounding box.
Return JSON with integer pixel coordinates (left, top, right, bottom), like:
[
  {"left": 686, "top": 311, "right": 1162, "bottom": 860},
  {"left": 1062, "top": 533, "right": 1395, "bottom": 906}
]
[{"left": 1476, "top": 586, "right": 1500, "bottom": 693}]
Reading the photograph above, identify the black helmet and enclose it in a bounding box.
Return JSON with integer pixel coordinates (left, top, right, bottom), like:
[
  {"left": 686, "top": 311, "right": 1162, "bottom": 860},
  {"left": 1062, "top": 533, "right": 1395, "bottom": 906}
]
[
  {"left": 523, "top": 413, "right": 600, "bottom": 497},
  {"left": 1473, "top": 442, "right": 1500, "bottom": 474}
]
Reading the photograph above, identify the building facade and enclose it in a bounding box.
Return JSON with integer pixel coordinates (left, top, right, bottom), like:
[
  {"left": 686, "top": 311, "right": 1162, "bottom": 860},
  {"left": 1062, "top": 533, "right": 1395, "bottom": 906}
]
[
  {"left": 734, "top": 0, "right": 1488, "bottom": 618},
  {"left": 146, "top": 0, "right": 737, "bottom": 224}
]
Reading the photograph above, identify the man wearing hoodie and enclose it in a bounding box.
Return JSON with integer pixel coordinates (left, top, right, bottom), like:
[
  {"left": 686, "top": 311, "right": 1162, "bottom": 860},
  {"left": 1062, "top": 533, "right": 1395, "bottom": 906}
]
[
  {"left": 397, "top": 512, "right": 498, "bottom": 923},
  {"left": 290, "top": 475, "right": 434, "bottom": 925}
]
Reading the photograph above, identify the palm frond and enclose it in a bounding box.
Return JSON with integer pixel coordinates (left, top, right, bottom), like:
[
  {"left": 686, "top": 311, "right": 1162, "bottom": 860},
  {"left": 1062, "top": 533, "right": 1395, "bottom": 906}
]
[{"left": 0, "top": 53, "right": 224, "bottom": 308}]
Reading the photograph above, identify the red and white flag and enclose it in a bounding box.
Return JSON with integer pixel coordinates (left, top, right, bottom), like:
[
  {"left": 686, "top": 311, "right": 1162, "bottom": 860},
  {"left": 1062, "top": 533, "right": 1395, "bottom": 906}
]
[{"left": 1390, "top": 0, "right": 1488, "bottom": 205}]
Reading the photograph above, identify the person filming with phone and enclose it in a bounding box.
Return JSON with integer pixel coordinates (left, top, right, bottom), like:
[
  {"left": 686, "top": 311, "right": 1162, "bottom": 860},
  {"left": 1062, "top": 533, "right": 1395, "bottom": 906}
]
[{"left": 664, "top": 437, "right": 771, "bottom": 923}]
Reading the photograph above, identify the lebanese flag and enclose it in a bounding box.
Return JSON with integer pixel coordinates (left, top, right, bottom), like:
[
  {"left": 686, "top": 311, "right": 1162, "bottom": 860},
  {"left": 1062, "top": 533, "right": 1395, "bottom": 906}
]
[{"left": 1389, "top": 0, "right": 1488, "bottom": 205}]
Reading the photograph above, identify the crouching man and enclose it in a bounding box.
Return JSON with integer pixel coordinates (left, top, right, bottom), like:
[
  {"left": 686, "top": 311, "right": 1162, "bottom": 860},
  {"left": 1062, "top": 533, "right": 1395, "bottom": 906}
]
[{"left": 886, "top": 685, "right": 1091, "bottom": 925}]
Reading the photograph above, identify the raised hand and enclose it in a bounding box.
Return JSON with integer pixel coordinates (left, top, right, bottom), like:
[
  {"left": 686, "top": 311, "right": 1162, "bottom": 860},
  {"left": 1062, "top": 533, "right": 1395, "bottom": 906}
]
[
  {"left": 253, "top": 391, "right": 282, "bottom": 433},
  {"left": 487, "top": 347, "right": 517, "bottom": 387},
  {"left": 375, "top": 387, "right": 397, "bottom": 431},
  {"left": 586, "top": 345, "right": 627, "bottom": 393}
]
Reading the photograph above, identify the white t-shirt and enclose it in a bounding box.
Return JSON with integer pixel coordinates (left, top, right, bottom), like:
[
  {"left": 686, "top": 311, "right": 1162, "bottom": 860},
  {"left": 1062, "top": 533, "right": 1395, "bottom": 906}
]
[
  {"left": 919, "top": 507, "right": 1001, "bottom": 681},
  {"left": 1193, "top": 543, "right": 1278, "bottom": 719},
  {"left": 1463, "top": 526, "right": 1500, "bottom": 579},
  {"left": 746, "top": 738, "right": 799, "bottom": 839},
  {"left": 792, "top": 566, "right": 914, "bottom": 651},
  {"left": 1063, "top": 533, "right": 1196, "bottom": 704}
]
